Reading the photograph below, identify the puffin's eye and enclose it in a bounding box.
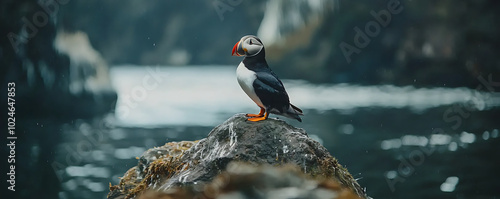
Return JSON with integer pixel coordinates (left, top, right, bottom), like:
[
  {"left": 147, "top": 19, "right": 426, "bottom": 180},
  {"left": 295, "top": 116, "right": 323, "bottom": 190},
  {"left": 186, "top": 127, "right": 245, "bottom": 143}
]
[{"left": 249, "top": 40, "right": 253, "bottom": 45}]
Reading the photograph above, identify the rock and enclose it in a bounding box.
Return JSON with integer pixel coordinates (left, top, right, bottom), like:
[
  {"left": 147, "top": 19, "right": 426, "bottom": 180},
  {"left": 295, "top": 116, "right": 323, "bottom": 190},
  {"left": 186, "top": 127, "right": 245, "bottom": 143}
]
[
  {"left": 54, "top": 31, "right": 115, "bottom": 95},
  {"left": 1, "top": 0, "right": 117, "bottom": 118},
  {"left": 136, "top": 162, "right": 361, "bottom": 199},
  {"left": 108, "top": 114, "right": 367, "bottom": 199},
  {"left": 58, "top": 1, "right": 499, "bottom": 88},
  {"left": 2, "top": 1, "right": 116, "bottom": 198}
]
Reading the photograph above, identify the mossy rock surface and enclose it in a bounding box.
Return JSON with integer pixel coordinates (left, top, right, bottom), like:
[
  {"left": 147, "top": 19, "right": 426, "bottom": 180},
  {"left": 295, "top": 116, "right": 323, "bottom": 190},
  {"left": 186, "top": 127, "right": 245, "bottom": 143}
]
[{"left": 108, "top": 114, "right": 367, "bottom": 199}]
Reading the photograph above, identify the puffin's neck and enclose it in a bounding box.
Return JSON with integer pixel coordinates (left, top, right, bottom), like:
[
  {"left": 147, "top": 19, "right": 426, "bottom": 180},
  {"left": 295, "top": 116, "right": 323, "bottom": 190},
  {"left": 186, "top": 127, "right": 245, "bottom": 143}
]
[{"left": 242, "top": 48, "right": 268, "bottom": 70}]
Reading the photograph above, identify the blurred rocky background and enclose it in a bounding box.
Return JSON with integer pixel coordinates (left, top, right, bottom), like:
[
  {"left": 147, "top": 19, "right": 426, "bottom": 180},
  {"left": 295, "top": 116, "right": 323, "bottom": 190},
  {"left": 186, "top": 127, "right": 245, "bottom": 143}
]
[
  {"left": 1, "top": 0, "right": 117, "bottom": 118},
  {"left": 2, "top": 0, "right": 499, "bottom": 199},
  {"left": 3, "top": 0, "right": 499, "bottom": 96},
  {"left": 3, "top": 0, "right": 500, "bottom": 105},
  {"left": 55, "top": 0, "right": 500, "bottom": 87}
]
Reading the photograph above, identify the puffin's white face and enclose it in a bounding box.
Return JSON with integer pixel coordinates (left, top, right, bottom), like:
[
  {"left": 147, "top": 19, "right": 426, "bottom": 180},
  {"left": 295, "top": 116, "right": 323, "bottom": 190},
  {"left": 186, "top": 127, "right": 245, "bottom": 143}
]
[{"left": 232, "top": 35, "right": 264, "bottom": 57}]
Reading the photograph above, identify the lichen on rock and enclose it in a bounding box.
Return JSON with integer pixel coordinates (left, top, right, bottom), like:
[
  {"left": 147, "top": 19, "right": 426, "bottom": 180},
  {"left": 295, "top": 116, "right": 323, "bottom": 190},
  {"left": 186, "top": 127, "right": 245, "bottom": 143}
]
[{"left": 108, "top": 114, "right": 367, "bottom": 199}]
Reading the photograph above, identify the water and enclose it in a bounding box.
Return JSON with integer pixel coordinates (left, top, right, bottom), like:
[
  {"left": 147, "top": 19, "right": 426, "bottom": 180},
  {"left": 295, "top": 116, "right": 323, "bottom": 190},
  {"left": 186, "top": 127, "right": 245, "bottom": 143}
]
[
  {"left": 18, "top": 66, "right": 500, "bottom": 199},
  {"left": 110, "top": 66, "right": 498, "bottom": 126}
]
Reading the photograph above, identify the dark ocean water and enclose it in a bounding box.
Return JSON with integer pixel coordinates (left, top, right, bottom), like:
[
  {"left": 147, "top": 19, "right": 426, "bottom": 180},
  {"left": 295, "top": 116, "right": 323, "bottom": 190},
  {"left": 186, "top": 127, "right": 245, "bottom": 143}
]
[{"left": 8, "top": 66, "right": 500, "bottom": 199}]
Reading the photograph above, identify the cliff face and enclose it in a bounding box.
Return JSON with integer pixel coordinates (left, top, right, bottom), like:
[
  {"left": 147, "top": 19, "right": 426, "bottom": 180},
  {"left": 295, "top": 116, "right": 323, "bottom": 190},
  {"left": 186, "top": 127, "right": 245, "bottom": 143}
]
[
  {"left": 1, "top": 0, "right": 117, "bottom": 118},
  {"left": 55, "top": 0, "right": 499, "bottom": 88},
  {"left": 108, "top": 114, "right": 367, "bottom": 199},
  {"left": 267, "top": 0, "right": 500, "bottom": 87},
  {"left": 57, "top": 0, "right": 267, "bottom": 66},
  {"left": 2, "top": 1, "right": 117, "bottom": 198}
]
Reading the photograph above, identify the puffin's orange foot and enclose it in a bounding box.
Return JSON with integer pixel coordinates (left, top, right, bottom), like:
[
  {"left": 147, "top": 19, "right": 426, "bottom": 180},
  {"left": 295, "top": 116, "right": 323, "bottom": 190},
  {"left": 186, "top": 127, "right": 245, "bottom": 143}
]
[
  {"left": 247, "top": 116, "right": 267, "bottom": 122},
  {"left": 246, "top": 112, "right": 269, "bottom": 122},
  {"left": 246, "top": 113, "right": 263, "bottom": 117},
  {"left": 246, "top": 107, "right": 265, "bottom": 118}
]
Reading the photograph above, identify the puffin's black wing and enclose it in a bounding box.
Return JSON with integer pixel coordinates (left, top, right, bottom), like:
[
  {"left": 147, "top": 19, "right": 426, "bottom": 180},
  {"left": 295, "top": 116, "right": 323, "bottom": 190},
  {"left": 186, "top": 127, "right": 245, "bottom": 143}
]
[{"left": 253, "top": 71, "right": 290, "bottom": 110}]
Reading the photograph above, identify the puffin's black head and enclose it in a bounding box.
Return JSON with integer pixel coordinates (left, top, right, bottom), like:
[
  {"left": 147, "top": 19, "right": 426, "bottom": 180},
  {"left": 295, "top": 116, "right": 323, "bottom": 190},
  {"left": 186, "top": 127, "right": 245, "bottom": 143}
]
[{"left": 232, "top": 35, "right": 264, "bottom": 57}]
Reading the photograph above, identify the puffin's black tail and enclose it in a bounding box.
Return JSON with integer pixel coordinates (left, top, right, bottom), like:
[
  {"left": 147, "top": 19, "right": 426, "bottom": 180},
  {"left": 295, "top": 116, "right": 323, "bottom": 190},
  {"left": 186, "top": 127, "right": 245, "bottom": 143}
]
[{"left": 283, "top": 103, "right": 303, "bottom": 122}]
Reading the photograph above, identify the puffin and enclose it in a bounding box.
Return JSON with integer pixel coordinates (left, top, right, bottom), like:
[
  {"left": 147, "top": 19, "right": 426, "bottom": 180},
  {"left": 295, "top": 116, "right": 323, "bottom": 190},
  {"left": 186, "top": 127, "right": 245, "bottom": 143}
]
[{"left": 231, "top": 35, "right": 303, "bottom": 122}]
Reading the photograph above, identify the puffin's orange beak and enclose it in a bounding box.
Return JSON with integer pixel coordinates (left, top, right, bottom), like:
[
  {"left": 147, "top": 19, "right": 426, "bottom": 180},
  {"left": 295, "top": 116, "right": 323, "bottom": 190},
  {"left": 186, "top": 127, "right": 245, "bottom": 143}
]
[{"left": 232, "top": 41, "right": 242, "bottom": 56}]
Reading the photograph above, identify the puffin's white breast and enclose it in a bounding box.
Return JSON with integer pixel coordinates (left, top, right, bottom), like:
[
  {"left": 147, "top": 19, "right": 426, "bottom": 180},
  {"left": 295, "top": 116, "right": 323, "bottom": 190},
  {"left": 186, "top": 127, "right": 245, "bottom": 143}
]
[{"left": 236, "top": 62, "right": 264, "bottom": 108}]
